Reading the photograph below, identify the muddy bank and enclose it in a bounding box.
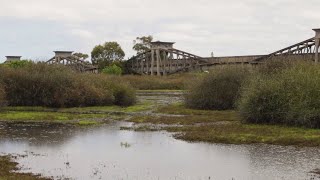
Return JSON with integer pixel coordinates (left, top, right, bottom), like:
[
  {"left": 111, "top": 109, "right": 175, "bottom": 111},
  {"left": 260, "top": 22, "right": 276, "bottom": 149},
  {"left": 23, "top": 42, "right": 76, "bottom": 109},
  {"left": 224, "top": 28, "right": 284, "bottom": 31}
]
[{"left": 0, "top": 154, "right": 51, "bottom": 180}]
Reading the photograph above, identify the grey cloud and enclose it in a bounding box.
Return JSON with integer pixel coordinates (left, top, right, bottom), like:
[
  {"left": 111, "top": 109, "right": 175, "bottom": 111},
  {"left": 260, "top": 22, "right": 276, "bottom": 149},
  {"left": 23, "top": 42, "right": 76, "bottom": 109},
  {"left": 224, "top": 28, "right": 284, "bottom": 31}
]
[{"left": 0, "top": 0, "right": 319, "bottom": 61}]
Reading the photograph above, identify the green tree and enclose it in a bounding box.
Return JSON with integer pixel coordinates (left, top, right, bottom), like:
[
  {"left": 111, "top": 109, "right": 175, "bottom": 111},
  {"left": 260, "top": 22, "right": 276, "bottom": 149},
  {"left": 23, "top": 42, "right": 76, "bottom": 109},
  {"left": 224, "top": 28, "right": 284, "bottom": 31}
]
[
  {"left": 102, "top": 64, "right": 122, "bottom": 75},
  {"left": 5, "top": 60, "right": 33, "bottom": 68},
  {"left": 91, "top": 42, "right": 125, "bottom": 71},
  {"left": 133, "top": 35, "right": 153, "bottom": 54},
  {"left": 73, "top": 52, "right": 89, "bottom": 60}
]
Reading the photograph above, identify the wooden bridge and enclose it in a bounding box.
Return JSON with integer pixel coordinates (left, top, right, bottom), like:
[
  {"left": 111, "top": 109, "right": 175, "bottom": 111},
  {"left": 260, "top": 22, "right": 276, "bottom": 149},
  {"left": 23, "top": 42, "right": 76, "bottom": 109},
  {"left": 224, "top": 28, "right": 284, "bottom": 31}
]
[
  {"left": 46, "top": 51, "right": 98, "bottom": 73},
  {"left": 128, "top": 28, "right": 320, "bottom": 75}
]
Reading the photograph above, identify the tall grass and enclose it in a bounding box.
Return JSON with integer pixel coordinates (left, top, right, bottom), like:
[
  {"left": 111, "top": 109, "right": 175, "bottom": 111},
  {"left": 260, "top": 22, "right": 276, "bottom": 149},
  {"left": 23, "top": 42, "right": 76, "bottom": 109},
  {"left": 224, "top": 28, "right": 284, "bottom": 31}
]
[
  {"left": 238, "top": 61, "right": 320, "bottom": 128},
  {"left": 0, "top": 64, "right": 136, "bottom": 108},
  {"left": 185, "top": 66, "right": 251, "bottom": 110},
  {"left": 121, "top": 74, "right": 192, "bottom": 90}
]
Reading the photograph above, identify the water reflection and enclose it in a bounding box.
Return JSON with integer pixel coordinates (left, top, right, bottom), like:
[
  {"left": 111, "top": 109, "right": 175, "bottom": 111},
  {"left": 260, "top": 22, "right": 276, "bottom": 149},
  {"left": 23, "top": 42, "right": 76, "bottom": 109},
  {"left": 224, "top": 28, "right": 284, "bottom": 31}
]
[{"left": 0, "top": 121, "right": 319, "bottom": 180}]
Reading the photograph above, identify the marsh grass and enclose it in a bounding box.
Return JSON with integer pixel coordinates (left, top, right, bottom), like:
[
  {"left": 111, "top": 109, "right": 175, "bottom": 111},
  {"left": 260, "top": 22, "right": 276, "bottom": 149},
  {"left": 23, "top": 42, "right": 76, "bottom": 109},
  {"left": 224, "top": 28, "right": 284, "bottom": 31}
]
[
  {"left": 0, "top": 111, "right": 106, "bottom": 122},
  {"left": 166, "top": 123, "right": 320, "bottom": 146},
  {"left": 127, "top": 103, "right": 320, "bottom": 146},
  {"left": 120, "top": 74, "right": 195, "bottom": 90},
  {"left": 2, "top": 101, "right": 152, "bottom": 114}
]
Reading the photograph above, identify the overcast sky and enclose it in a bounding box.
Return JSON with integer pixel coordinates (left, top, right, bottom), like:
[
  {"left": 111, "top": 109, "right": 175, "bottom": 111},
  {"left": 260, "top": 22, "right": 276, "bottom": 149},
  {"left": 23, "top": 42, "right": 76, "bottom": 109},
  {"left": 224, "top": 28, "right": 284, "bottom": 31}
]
[{"left": 0, "top": 0, "right": 319, "bottom": 62}]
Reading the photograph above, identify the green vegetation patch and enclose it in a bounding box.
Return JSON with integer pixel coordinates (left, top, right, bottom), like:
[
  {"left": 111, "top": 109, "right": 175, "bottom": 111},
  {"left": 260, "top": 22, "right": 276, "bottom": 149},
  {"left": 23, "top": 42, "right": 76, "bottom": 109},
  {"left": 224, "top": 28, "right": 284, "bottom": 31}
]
[
  {"left": 77, "top": 120, "right": 100, "bottom": 126},
  {"left": 156, "top": 103, "right": 239, "bottom": 117},
  {"left": 0, "top": 111, "right": 106, "bottom": 122},
  {"left": 129, "top": 114, "right": 238, "bottom": 125},
  {"left": 3, "top": 101, "right": 152, "bottom": 114},
  {"left": 166, "top": 122, "right": 320, "bottom": 147},
  {"left": 126, "top": 104, "right": 320, "bottom": 147},
  {"left": 0, "top": 155, "right": 50, "bottom": 180}
]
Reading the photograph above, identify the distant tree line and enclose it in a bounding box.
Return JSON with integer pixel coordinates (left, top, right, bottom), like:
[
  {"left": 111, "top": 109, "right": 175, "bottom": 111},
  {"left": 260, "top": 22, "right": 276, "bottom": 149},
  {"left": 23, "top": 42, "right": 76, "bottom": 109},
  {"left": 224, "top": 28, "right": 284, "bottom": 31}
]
[{"left": 0, "top": 35, "right": 154, "bottom": 75}]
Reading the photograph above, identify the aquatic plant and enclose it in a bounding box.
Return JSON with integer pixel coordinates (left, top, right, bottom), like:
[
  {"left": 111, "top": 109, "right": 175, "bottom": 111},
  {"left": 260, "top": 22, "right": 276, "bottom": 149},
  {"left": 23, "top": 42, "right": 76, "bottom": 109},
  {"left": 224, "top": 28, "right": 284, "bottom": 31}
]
[{"left": 120, "top": 142, "right": 131, "bottom": 148}]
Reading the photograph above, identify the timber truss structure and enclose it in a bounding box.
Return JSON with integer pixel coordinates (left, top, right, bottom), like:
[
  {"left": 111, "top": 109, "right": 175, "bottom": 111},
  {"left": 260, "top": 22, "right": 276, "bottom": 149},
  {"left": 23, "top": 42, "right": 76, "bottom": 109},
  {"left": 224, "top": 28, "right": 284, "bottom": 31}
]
[
  {"left": 128, "top": 29, "right": 320, "bottom": 75},
  {"left": 252, "top": 37, "right": 317, "bottom": 62},
  {"left": 46, "top": 51, "right": 98, "bottom": 73},
  {"left": 128, "top": 41, "right": 209, "bottom": 75}
]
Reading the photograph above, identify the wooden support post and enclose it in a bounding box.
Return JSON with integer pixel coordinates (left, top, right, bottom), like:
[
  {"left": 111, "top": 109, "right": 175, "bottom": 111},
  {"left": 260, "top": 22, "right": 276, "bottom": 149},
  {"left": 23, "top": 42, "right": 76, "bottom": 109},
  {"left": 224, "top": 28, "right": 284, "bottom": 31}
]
[
  {"left": 163, "top": 51, "right": 167, "bottom": 76},
  {"left": 176, "top": 55, "right": 179, "bottom": 71},
  {"left": 316, "top": 39, "right": 319, "bottom": 63},
  {"left": 151, "top": 50, "right": 155, "bottom": 75},
  {"left": 169, "top": 52, "right": 173, "bottom": 73},
  {"left": 156, "top": 49, "right": 161, "bottom": 76},
  {"left": 146, "top": 55, "right": 149, "bottom": 75},
  {"left": 313, "top": 29, "right": 320, "bottom": 63}
]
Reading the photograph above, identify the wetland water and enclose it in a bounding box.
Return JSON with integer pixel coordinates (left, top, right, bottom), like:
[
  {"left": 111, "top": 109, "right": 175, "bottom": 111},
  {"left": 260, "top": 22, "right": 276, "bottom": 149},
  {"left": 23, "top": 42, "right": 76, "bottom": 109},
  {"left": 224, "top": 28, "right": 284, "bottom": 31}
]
[{"left": 0, "top": 93, "right": 320, "bottom": 180}]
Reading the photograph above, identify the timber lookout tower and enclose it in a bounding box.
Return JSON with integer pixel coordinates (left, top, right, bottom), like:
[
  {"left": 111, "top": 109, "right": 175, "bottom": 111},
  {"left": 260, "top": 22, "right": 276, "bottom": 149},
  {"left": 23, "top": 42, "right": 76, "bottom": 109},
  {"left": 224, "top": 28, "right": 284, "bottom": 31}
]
[
  {"left": 54, "top": 51, "right": 73, "bottom": 59},
  {"left": 150, "top": 41, "right": 175, "bottom": 50},
  {"left": 5, "top": 56, "right": 22, "bottom": 62}
]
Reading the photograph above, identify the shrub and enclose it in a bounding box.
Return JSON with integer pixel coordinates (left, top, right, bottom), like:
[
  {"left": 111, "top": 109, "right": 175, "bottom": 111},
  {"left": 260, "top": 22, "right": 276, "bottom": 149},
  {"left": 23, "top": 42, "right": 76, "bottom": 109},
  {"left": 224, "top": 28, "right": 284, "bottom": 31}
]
[
  {"left": 112, "top": 83, "right": 136, "bottom": 106},
  {"left": 102, "top": 64, "right": 122, "bottom": 75},
  {"left": 185, "top": 66, "right": 250, "bottom": 110},
  {"left": 238, "top": 61, "right": 320, "bottom": 128},
  {"left": 84, "top": 74, "right": 136, "bottom": 107},
  {"left": 0, "top": 64, "right": 135, "bottom": 108}
]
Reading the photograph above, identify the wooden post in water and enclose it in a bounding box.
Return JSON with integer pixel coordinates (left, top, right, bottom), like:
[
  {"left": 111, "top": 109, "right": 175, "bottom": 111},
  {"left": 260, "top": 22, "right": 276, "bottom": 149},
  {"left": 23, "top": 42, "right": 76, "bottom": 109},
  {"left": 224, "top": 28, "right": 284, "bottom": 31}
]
[{"left": 313, "top": 29, "right": 320, "bottom": 63}]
